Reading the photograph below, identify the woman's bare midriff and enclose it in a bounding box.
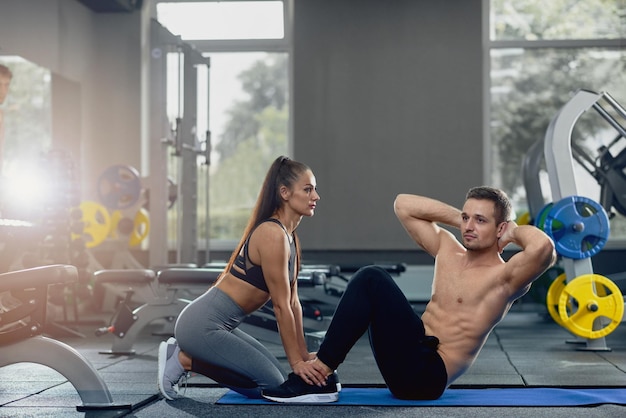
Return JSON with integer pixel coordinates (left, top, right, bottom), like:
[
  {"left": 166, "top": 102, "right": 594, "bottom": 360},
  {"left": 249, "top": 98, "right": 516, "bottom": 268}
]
[{"left": 215, "top": 273, "right": 271, "bottom": 314}]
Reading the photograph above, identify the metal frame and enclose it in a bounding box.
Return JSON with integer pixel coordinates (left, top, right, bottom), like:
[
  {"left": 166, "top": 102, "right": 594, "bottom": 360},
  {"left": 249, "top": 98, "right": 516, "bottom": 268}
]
[
  {"left": 147, "top": 20, "right": 210, "bottom": 267},
  {"left": 543, "top": 89, "right": 614, "bottom": 351}
]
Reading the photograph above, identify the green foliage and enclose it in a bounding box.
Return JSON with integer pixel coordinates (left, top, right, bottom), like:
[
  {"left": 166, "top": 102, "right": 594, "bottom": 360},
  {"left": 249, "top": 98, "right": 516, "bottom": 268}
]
[
  {"left": 209, "top": 206, "right": 252, "bottom": 241},
  {"left": 490, "top": 0, "right": 626, "bottom": 237},
  {"left": 0, "top": 58, "right": 51, "bottom": 166},
  {"left": 492, "top": 48, "right": 626, "bottom": 197},
  {"left": 491, "top": 0, "right": 624, "bottom": 40},
  {"left": 215, "top": 54, "right": 288, "bottom": 160},
  {"left": 209, "top": 54, "right": 289, "bottom": 239}
]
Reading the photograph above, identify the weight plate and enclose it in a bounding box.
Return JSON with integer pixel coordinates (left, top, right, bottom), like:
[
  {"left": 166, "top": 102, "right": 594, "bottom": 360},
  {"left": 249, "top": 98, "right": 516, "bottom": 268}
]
[
  {"left": 129, "top": 208, "right": 150, "bottom": 247},
  {"left": 546, "top": 273, "right": 568, "bottom": 327},
  {"left": 110, "top": 209, "right": 150, "bottom": 247},
  {"left": 558, "top": 274, "right": 624, "bottom": 339},
  {"left": 516, "top": 211, "right": 531, "bottom": 226},
  {"left": 72, "top": 201, "right": 111, "bottom": 248},
  {"left": 544, "top": 196, "right": 610, "bottom": 259},
  {"left": 97, "top": 164, "right": 142, "bottom": 210},
  {"left": 534, "top": 202, "right": 553, "bottom": 231}
]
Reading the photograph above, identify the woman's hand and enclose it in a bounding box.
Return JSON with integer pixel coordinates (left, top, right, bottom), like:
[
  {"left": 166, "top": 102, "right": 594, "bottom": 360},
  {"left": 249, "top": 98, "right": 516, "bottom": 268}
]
[{"left": 292, "top": 359, "right": 328, "bottom": 387}]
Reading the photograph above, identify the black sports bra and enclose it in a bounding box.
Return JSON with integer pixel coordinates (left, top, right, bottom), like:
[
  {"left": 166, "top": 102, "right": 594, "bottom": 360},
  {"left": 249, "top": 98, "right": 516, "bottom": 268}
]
[{"left": 229, "top": 219, "right": 296, "bottom": 292}]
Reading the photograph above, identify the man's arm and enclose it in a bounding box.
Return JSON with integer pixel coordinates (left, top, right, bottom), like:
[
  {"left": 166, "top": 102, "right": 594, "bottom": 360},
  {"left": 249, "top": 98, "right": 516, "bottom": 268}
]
[
  {"left": 499, "top": 222, "right": 557, "bottom": 291},
  {"left": 393, "top": 194, "right": 462, "bottom": 257}
]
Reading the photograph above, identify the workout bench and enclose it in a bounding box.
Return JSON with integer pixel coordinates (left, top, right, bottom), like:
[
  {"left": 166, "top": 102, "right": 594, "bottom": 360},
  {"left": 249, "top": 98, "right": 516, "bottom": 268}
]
[
  {"left": 94, "top": 266, "right": 328, "bottom": 355},
  {"left": 0, "top": 265, "right": 129, "bottom": 411},
  {"left": 94, "top": 267, "right": 222, "bottom": 355}
]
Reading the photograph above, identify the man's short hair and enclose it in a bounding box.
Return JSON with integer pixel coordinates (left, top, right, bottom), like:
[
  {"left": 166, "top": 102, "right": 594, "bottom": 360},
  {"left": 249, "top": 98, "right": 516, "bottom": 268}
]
[{"left": 466, "top": 186, "right": 512, "bottom": 224}]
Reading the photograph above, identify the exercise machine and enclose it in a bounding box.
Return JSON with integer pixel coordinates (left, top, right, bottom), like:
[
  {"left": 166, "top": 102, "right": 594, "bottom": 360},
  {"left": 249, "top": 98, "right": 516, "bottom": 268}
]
[
  {"left": 146, "top": 19, "right": 211, "bottom": 268},
  {"left": 542, "top": 89, "right": 626, "bottom": 350},
  {"left": 93, "top": 266, "right": 328, "bottom": 354}
]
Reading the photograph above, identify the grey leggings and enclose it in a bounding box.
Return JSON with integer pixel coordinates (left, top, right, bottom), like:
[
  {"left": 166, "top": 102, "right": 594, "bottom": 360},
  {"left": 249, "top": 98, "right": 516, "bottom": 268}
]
[{"left": 174, "top": 287, "right": 286, "bottom": 398}]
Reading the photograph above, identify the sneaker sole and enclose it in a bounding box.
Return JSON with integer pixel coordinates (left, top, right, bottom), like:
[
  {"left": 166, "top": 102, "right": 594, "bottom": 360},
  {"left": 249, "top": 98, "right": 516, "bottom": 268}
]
[
  {"left": 262, "top": 392, "right": 339, "bottom": 403},
  {"left": 157, "top": 338, "right": 176, "bottom": 401}
]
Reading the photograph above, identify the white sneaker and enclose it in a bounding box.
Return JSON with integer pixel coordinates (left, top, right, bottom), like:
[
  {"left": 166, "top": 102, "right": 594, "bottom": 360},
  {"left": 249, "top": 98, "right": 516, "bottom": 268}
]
[{"left": 157, "top": 337, "right": 186, "bottom": 400}]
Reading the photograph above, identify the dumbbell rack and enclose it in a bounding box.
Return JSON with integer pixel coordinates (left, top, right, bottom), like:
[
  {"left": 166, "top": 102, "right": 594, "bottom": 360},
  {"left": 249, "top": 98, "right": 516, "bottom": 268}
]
[{"left": 544, "top": 89, "right": 626, "bottom": 351}]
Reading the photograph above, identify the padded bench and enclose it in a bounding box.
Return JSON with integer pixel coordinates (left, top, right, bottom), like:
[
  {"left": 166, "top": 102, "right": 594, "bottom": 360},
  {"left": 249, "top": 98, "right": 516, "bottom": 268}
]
[
  {"left": 0, "top": 265, "right": 129, "bottom": 411},
  {"left": 93, "top": 268, "right": 222, "bottom": 355},
  {"left": 93, "top": 266, "right": 328, "bottom": 355}
]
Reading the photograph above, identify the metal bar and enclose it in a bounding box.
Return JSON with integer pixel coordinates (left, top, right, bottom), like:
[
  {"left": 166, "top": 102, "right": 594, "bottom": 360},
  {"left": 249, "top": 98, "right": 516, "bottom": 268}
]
[{"left": 592, "top": 103, "right": 626, "bottom": 139}]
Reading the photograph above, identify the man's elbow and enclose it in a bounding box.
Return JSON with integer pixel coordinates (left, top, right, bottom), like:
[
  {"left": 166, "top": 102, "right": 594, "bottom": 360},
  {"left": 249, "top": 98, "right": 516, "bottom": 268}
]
[
  {"left": 539, "top": 237, "right": 557, "bottom": 270},
  {"left": 393, "top": 194, "right": 409, "bottom": 217}
]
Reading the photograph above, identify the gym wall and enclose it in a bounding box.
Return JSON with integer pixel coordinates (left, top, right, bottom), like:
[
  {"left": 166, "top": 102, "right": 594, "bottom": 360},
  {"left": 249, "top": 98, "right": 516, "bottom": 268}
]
[
  {"left": 0, "top": 0, "right": 144, "bottom": 199},
  {"left": 0, "top": 0, "right": 484, "bottom": 257},
  {"left": 293, "top": 0, "right": 485, "bottom": 251}
]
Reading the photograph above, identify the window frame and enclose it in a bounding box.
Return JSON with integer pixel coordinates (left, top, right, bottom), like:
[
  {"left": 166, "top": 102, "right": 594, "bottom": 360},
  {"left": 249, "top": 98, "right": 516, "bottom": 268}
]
[{"left": 154, "top": 0, "right": 293, "bottom": 252}]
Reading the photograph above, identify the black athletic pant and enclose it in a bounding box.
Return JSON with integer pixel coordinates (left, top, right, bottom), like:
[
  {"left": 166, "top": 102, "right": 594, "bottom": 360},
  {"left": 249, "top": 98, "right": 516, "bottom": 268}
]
[{"left": 316, "top": 265, "right": 448, "bottom": 400}]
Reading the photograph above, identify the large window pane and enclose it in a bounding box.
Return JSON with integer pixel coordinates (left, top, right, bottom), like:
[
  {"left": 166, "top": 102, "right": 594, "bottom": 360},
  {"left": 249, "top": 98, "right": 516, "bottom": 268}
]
[
  {"left": 490, "top": 47, "right": 626, "bottom": 238},
  {"left": 207, "top": 52, "right": 288, "bottom": 243},
  {"left": 156, "top": 2, "right": 290, "bottom": 251},
  {"left": 490, "top": 0, "right": 624, "bottom": 40},
  {"left": 0, "top": 56, "right": 51, "bottom": 220},
  {"left": 157, "top": 1, "right": 284, "bottom": 40}
]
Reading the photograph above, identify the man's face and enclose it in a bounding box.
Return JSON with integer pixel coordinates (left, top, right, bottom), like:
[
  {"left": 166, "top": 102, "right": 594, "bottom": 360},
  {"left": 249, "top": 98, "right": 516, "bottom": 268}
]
[
  {"left": 0, "top": 75, "right": 12, "bottom": 105},
  {"left": 460, "top": 198, "right": 502, "bottom": 251}
]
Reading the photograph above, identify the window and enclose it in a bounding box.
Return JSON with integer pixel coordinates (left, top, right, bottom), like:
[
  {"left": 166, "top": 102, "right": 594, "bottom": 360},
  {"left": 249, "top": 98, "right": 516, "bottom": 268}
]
[
  {"left": 0, "top": 56, "right": 51, "bottom": 219},
  {"left": 157, "top": 1, "right": 284, "bottom": 40},
  {"left": 156, "top": 1, "right": 290, "bottom": 248},
  {"left": 488, "top": 0, "right": 626, "bottom": 241}
]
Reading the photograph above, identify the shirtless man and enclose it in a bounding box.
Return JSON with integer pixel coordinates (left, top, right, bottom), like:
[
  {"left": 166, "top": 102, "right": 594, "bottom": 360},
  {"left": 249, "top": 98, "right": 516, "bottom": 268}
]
[{"left": 262, "top": 186, "right": 556, "bottom": 403}]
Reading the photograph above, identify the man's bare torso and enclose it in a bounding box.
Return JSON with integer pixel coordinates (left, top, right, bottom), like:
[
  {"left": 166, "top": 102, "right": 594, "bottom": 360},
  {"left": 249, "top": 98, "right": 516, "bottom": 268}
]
[{"left": 422, "top": 248, "right": 530, "bottom": 386}]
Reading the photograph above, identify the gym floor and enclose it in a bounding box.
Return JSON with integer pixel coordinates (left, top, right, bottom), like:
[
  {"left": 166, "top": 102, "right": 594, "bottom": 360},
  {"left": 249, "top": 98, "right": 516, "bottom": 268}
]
[{"left": 1, "top": 267, "right": 625, "bottom": 417}]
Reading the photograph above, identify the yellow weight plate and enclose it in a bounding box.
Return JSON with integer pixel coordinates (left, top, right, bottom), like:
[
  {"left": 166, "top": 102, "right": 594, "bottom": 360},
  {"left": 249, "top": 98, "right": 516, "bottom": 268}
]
[
  {"left": 72, "top": 201, "right": 111, "bottom": 248},
  {"left": 546, "top": 273, "right": 568, "bottom": 327},
  {"left": 558, "top": 274, "right": 624, "bottom": 339},
  {"left": 129, "top": 208, "right": 150, "bottom": 247},
  {"left": 516, "top": 211, "right": 531, "bottom": 226}
]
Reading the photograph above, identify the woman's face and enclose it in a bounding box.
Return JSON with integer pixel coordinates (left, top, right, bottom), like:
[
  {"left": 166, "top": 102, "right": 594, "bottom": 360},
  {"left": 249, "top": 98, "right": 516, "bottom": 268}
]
[{"left": 285, "top": 169, "right": 320, "bottom": 217}]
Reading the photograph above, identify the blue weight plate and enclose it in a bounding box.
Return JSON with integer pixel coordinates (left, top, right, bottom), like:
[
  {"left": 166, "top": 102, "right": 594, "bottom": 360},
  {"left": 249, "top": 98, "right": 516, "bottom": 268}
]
[
  {"left": 544, "top": 195, "right": 610, "bottom": 259},
  {"left": 97, "top": 164, "right": 142, "bottom": 210},
  {"left": 534, "top": 202, "right": 553, "bottom": 231}
]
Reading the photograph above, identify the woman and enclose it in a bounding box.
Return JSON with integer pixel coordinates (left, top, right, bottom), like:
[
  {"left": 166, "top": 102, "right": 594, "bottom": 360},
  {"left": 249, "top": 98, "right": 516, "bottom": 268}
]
[{"left": 158, "top": 155, "right": 329, "bottom": 400}]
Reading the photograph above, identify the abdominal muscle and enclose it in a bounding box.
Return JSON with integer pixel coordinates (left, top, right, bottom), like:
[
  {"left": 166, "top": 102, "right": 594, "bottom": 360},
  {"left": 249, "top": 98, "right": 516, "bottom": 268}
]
[{"left": 422, "top": 292, "right": 512, "bottom": 385}]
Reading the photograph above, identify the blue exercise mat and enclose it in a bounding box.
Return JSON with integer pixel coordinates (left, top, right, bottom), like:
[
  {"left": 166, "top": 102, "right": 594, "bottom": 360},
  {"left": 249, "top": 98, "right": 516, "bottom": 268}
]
[{"left": 216, "top": 387, "right": 626, "bottom": 406}]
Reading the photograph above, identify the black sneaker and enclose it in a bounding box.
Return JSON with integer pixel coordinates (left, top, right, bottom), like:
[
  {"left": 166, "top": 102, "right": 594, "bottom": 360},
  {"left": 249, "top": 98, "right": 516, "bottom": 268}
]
[{"left": 262, "top": 372, "right": 340, "bottom": 403}]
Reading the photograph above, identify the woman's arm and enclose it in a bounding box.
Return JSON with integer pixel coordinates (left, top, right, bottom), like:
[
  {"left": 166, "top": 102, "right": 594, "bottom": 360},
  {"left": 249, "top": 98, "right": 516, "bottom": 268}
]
[
  {"left": 290, "top": 281, "right": 312, "bottom": 360},
  {"left": 254, "top": 223, "right": 325, "bottom": 384}
]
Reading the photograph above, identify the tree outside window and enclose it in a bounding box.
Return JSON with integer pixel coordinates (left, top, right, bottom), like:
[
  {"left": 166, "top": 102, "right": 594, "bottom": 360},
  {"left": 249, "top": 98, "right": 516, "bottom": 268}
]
[{"left": 489, "top": 0, "right": 626, "bottom": 239}]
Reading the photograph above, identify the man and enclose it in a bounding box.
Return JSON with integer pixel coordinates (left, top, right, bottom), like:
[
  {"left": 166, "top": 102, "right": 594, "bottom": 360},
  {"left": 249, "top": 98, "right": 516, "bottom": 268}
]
[
  {"left": 262, "top": 186, "right": 556, "bottom": 403},
  {"left": 0, "top": 64, "right": 13, "bottom": 174}
]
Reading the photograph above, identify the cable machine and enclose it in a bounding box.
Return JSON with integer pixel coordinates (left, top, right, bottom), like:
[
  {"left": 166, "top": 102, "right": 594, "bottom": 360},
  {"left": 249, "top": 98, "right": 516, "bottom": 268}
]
[{"left": 147, "top": 19, "right": 210, "bottom": 268}]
